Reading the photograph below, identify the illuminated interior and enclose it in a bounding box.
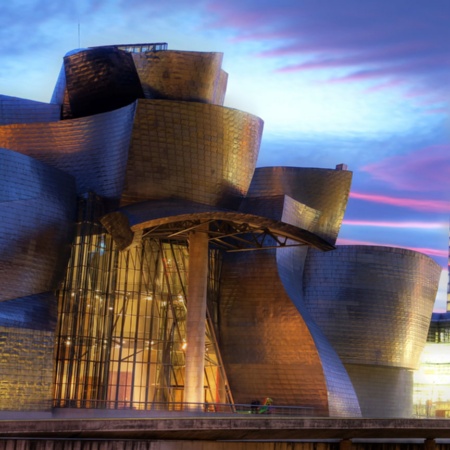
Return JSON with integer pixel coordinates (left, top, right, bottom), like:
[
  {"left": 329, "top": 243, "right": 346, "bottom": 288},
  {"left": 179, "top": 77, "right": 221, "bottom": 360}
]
[{"left": 53, "top": 195, "right": 231, "bottom": 410}]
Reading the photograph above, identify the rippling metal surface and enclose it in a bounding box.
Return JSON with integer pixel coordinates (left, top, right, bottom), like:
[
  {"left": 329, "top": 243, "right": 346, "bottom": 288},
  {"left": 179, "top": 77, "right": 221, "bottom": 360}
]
[
  {"left": 0, "top": 148, "right": 76, "bottom": 303},
  {"left": 0, "top": 103, "right": 135, "bottom": 200},
  {"left": 303, "top": 245, "right": 441, "bottom": 417},
  {"left": 132, "top": 50, "right": 227, "bottom": 105},
  {"left": 121, "top": 99, "right": 263, "bottom": 209}
]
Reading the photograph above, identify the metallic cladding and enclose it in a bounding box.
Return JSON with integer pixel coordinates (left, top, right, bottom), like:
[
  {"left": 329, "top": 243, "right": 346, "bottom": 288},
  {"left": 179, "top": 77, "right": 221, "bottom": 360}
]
[
  {"left": 303, "top": 246, "right": 441, "bottom": 370},
  {"left": 0, "top": 292, "right": 57, "bottom": 331},
  {"left": 0, "top": 95, "right": 61, "bottom": 124},
  {"left": 239, "top": 195, "right": 321, "bottom": 232},
  {"left": 246, "top": 167, "right": 352, "bottom": 245},
  {"left": 0, "top": 326, "right": 55, "bottom": 410},
  {"left": 344, "top": 364, "right": 414, "bottom": 418},
  {"left": 275, "top": 244, "right": 362, "bottom": 417},
  {"left": 218, "top": 249, "right": 330, "bottom": 415},
  {"left": 0, "top": 103, "right": 136, "bottom": 200},
  {"left": 132, "top": 50, "right": 226, "bottom": 105},
  {"left": 0, "top": 148, "right": 76, "bottom": 303},
  {"left": 63, "top": 47, "right": 144, "bottom": 118},
  {"left": 121, "top": 99, "right": 263, "bottom": 209}
]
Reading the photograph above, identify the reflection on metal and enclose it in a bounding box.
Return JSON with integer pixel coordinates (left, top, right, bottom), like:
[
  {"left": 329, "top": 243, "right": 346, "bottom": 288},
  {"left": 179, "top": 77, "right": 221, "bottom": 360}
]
[
  {"left": 121, "top": 100, "right": 263, "bottom": 209},
  {"left": 303, "top": 245, "right": 442, "bottom": 418},
  {"left": 247, "top": 167, "right": 352, "bottom": 245}
]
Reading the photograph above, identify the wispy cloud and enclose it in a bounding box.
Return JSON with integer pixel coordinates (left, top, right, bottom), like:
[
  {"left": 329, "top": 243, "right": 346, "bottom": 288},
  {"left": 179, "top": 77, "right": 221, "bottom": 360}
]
[
  {"left": 349, "top": 192, "right": 450, "bottom": 213},
  {"left": 342, "top": 220, "right": 446, "bottom": 229},
  {"left": 361, "top": 144, "right": 450, "bottom": 195}
]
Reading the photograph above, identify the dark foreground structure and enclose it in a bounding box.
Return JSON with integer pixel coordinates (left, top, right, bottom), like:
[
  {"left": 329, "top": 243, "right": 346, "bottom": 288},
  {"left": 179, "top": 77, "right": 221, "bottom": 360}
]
[{"left": 0, "top": 42, "right": 445, "bottom": 447}]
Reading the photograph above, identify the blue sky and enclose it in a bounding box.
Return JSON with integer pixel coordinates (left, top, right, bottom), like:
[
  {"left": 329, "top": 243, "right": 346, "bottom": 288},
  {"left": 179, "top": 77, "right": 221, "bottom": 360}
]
[{"left": 1, "top": 0, "right": 449, "bottom": 309}]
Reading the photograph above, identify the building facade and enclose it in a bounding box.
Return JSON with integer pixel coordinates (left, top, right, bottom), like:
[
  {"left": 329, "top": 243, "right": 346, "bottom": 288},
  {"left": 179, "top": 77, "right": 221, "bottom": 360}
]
[{"left": 0, "top": 43, "right": 442, "bottom": 418}]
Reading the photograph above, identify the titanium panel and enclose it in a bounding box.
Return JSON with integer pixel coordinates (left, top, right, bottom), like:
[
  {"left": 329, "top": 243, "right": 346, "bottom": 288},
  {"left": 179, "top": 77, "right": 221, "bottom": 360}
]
[
  {"left": 219, "top": 247, "right": 361, "bottom": 417},
  {"left": 246, "top": 167, "right": 352, "bottom": 245},
  {"left": 0, "top": 148, "right": 76, "bottom": 302},
  {"left": 121, "top": 100, "right": 263, "bottom": 209},
  {"left": 275, "top": 245, "right": 362, "bottom": 417},
  {"left": 0, "top": 103, "right": 136, "bottom": 200},
  {"left": 239, "top": 195, "right": 321, "bottom": 231},
  {"left": 0, "top": 292, "right": 57, "bottom": 331},
  {"left": 344, "top": 364, "right": 414, "bottom": 418},
  {"left": 64, "top": 47, "right": 144, "bottom": 118},
  {"left": 0, "top": 326, "right": 54, "bottom": 411},
  {"left": 0, "top": 95, "right": 60, "bottom": 124},
  {"left": 132, "top": 51, "right": 226, "bottom": 105},
  {"left": 303, "top": 246, "right": 441, "bottom": 369}
]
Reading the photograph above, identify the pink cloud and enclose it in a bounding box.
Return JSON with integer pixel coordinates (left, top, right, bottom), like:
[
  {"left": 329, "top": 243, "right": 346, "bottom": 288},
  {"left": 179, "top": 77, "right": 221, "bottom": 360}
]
[
  {"left": 204, "top": 0, "right": 450, "bottom": 99},
  {"left": 342, "top": 219, "right": 446, "bottom": 229},
  {"left": 360, "top": 144, "right": 450, "bottom": 196},
  {"left": 349, "top": 192, "right": 450, "bottom": 213}
]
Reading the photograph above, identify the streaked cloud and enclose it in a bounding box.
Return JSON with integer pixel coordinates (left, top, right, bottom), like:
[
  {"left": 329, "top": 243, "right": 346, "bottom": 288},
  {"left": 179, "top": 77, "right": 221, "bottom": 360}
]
[
  {"left": 349, "top": 192, "right": 450, "bottom": 213},
  {"left": 342, "top": 220, "right": 446, "bottom": 229}
]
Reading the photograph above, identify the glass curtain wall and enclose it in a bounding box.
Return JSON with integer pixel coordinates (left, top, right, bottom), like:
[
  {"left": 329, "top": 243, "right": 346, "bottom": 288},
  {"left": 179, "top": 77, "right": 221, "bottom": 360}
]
[{"left": 54, "top": 195, "right": 231, "bottom": 410}]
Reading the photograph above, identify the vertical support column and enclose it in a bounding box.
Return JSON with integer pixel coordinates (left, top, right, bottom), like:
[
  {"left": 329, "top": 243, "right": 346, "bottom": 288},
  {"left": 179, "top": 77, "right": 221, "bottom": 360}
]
[{"left": 184, "top": 227, "right": 209, "bottom": 409}]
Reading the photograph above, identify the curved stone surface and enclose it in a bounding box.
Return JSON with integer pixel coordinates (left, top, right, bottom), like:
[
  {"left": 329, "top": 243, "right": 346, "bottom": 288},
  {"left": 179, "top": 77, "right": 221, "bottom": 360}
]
[
  {"left": 121, "top": 99, "right": 263, "bottom": 209},
  {"left": 132, "top": 50, "right": 227, "bottom": 105},
  {"left": 0, "top": 95, "right": 60, "bottom": 124},
  {"left": 246, "top": 167, "right": 352, "bottom": 245},
  {"left": 0, "top": 148, "right": 76, "bottom": 302},
  {"left": 63, "top": 47, "right": 144, "bottom": 118},
  {"left": 303, "top": 246, "right": 441, "bottom": 369},
  {"left": 219, "top": 248, "right": 361, "bottom": 417},
  {"left": 0, "top": 103, "right": 135, "bottom": 200}
]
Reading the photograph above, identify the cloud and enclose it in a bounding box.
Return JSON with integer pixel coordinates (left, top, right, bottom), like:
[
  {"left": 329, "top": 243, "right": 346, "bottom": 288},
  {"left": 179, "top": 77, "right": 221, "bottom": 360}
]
[
  {"left": 360, "top": 144, "right": 450, "bottom": 195},
  {"left": 349, "top": 192, "right": 450, "bottom": 213},
  {"left": 204, "top": 0, "right": 450, "bottom": 102},
  {"left": 342, "top": 220, "right": 446, "bottom": 229}
]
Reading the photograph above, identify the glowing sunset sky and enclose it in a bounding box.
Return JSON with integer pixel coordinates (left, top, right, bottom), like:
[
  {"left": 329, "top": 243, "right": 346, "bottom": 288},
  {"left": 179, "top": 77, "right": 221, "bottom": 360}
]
[{"left": 1, "top": 0, "right": 448, "bottom": 308}]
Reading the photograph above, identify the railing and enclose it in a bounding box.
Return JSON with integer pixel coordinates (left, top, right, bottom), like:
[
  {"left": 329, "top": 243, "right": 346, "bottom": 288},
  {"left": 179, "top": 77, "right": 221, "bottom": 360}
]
[{"left": 51, "top": 400, "right": 319, "bottom": 417}]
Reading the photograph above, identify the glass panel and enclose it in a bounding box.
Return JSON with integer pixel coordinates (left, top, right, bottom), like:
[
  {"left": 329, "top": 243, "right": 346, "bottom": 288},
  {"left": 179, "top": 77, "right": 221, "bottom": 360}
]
[{"left": 54, "top": 196, "right": 231, "bottom": 410}]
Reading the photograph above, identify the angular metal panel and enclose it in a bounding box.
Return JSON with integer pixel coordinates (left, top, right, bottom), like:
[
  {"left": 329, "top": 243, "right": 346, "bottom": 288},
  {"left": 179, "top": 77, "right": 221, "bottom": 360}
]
[
  {"left": 0, "top": 103, "right": 135, "bottom": 200},
  {"left": 246, "top": 167, "right": 352, "bottom": 245},
  {"left": 132, "top": 51, "right": 226, "bottom": 105},
  {"left": 303, "top": 246, "right": 441, "bottom": 369},
  {"left": 121, "top": 100, "right": 263, "bottom": 209},
  {"left": 0, "top": 148, "right": 76, "bottom": 302}
]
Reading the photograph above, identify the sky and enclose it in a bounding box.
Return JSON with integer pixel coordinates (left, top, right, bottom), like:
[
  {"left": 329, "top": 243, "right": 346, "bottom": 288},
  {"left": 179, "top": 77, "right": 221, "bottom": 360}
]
[{"left": 0, "top": 0, "right": 449, "bottom": 309}]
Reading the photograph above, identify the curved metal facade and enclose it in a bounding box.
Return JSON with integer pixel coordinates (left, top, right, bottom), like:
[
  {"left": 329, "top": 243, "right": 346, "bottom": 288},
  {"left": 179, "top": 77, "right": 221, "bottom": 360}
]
[
  {"left": 0, "top": 95, "right": 61, "bottom": 124},
  {"left": 0, "top": 148, "right": 76, "bottom": 303},
  {"left": 303, "top": 246, "right": 441, "bottom": 369},
  {"left": 121, "top": 100, "right": 263, "bottom": 209},
  {"left": 0, "top": 43, "right": 443, "bottom": 419},
  {"left": 302, "top": 245, "right": 441, "bottom": 417},
  {"left": 246, "top": 167, "right": 352, "bottom": 245},
  {"left": 132, "top": 50, "right": 227, "bottom": 105},
  {"left": 219, "top": 247, "right": 361, "bottom": 417},
  {"left": 0, "top": 103, "right": 136, "bottom": 200},
  {"left": 63, "top": 47, "right": 144, "bottom": 119}
]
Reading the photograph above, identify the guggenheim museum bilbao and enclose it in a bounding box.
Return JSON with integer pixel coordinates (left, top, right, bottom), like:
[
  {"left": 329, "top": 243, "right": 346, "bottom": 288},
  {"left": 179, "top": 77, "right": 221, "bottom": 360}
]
[{"left": 0, "top": 43, "right": 442, "bottom": 419}]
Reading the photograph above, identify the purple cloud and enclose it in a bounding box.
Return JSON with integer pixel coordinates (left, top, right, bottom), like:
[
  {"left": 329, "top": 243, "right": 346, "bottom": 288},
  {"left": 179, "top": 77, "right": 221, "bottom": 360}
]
[
  {"left": 204, "top": 0, "right": 450, "bottom": 101},
  {"left": 360, "top": 144, "right": 450, "bottom": 196}
]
